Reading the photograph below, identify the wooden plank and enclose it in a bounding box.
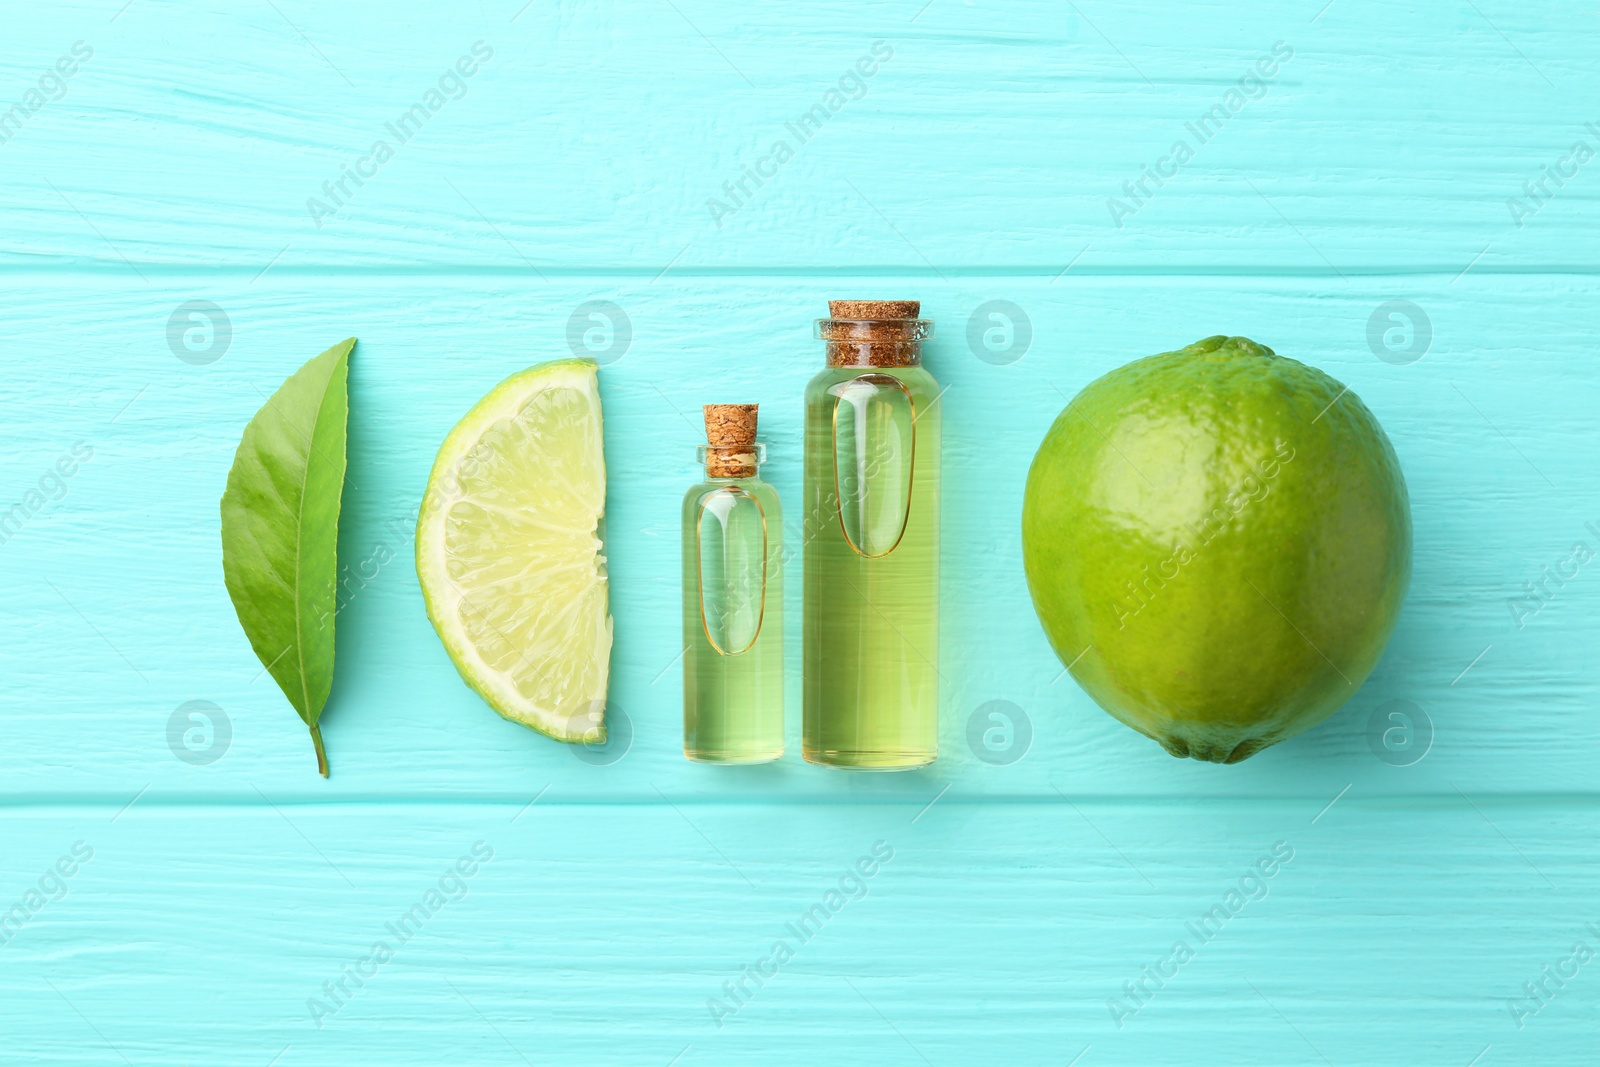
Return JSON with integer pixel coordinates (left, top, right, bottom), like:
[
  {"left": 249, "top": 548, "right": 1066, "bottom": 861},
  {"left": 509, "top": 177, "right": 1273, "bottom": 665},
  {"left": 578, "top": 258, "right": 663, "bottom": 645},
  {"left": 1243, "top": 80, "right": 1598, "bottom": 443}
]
[
  {"left": 0, "top": 800, "right": 1593, "bottom": 1064},
  {"left": 2, "top": 274, "right": 1595, "bottom": 799},
  {"left": 2, "top": 3, "right": 1597, "bottom": 270}
]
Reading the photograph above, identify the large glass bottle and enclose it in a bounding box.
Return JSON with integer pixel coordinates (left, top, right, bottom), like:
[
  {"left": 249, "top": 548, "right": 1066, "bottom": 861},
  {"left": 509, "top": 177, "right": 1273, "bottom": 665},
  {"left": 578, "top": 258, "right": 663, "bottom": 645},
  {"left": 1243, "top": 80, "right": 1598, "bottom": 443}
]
[
  {"left": 682, "top": 404, "right": 784, "bottom": 763},
  {"left": 803, "top": 300, "right": 940, "bottom": 769}
]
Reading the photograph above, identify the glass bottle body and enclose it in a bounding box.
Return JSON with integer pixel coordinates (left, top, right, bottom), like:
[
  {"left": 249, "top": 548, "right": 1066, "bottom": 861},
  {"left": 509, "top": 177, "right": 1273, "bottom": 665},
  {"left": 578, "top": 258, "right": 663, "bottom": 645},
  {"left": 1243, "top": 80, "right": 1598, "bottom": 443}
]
[
  {"left": 802, "top": 364, "right": 941, "bottom": 769},
  {"left": 682, "top": 474, "right": 784, "bottom": 763}
]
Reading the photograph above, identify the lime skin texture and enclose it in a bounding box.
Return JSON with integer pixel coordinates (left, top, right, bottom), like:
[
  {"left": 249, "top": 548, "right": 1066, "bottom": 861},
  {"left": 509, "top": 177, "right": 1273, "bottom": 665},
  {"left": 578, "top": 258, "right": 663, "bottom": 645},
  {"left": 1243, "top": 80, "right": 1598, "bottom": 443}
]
[{"left": 1021, "top": 336, "right": 1411, "bottom": 763}]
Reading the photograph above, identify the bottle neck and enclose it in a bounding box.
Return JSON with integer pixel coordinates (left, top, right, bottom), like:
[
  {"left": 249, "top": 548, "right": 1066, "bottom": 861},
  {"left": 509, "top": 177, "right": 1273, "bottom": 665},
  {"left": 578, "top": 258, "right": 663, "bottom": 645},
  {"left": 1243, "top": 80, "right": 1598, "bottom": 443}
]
[
  {"left": 698, "top": 441, "right": 764, "bottom": 480},
  {"left": 824, "top": 342, "right": 921, "bottom": 368},
  {"left": 815, "top": 317, "right": 933, "bottom": 368}
]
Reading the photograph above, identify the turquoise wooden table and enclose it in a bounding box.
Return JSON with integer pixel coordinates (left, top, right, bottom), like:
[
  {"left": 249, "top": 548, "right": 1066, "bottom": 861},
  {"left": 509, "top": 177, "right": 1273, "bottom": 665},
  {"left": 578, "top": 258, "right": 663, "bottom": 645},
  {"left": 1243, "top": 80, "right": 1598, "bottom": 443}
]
[{"left": 5, "top": 2, "right": 1597, "bottom": 1063}]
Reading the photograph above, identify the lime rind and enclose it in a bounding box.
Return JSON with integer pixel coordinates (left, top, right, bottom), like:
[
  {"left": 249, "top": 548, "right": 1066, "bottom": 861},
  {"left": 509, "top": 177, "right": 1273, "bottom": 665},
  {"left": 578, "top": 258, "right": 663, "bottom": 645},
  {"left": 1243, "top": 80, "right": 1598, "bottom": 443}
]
[
  {"left": 416, "top": 359, "right": 612, "bottom": 743},
  {"left": 1022, "top": 336, "right": 1410, "bottom": 763}
]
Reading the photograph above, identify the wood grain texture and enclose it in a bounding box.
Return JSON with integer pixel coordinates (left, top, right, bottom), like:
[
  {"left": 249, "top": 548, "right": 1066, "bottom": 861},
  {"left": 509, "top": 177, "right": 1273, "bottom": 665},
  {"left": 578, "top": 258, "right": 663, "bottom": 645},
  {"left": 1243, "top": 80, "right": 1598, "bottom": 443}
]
[
  {"left": 3, "top": 3, "right": 1599, "bottom": 271},
  {"left": 2, "top": 1, "right": 1597, "bottom": 1063},
  {"left": 2, "top": 802, "right": 1595, "bottom": 1065},
  {"left": 4, "top": 276, "right": 1595, "bottom": 801}
]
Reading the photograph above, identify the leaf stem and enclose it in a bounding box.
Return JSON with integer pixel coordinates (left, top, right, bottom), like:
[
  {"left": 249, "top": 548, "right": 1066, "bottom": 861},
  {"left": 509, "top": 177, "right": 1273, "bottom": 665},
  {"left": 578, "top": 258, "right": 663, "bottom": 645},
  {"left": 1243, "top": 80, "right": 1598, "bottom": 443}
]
[{"left": 310, "top": 723, "right": 329, "bottom": 778}]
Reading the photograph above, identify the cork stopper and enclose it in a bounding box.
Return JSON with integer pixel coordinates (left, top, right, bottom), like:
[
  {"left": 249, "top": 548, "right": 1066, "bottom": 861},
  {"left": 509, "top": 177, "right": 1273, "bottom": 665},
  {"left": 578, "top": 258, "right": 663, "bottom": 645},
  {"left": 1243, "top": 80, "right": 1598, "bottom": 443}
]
[
  {"left": 703, "top": 404, "right": 759, "bottom": 478},
  {"left": 829, "top": 300, "right": 920, "bottom": 320},
  {"left": 817, "top": 299, "right": 933, "bottom": 367}
]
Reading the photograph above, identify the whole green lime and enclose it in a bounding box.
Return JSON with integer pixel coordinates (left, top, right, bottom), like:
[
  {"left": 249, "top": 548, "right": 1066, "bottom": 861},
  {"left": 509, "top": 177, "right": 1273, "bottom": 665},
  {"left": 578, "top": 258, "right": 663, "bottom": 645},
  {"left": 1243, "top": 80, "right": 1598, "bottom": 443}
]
[{"left": 1021, "top": 336, "right": 1411, "bottom": 763}]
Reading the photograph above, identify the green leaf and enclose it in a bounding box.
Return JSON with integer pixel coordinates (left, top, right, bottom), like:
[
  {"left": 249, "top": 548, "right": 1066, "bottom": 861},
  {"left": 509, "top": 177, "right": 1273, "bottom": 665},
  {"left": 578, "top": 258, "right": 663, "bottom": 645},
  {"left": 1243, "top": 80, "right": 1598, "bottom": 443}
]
[{"left": 220, "top": 338, "right": 355, "bottom": 777}]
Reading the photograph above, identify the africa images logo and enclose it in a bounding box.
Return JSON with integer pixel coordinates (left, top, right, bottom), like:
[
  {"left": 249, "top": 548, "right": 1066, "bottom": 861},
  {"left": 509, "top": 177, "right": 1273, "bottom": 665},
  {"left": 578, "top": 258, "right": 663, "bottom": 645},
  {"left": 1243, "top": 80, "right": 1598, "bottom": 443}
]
[
  {"left": 705, "top": 41, "right": 894, "bottom": 228},
  {"left": 705, "top": 841, "right": 894, "bottom": 1028},
  {"left": 1106, "top": 41, "right": 1293, "bottom": 229},
  {"left": 306, "top": 41, "right": 495, "bottom": 228},
  {"left": 0, "top": 42, "right": 94, "bottom": 148}
]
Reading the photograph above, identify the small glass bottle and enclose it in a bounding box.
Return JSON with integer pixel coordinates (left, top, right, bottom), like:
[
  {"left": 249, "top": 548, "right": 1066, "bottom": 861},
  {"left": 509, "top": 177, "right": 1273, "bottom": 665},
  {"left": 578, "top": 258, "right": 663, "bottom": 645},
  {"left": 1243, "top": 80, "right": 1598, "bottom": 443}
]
[
  {"left": 682, "top": 404, "right": 784, "bottom": 763},
  {"left": 803, "top": 300, "right": 941, "bottom": 769}
]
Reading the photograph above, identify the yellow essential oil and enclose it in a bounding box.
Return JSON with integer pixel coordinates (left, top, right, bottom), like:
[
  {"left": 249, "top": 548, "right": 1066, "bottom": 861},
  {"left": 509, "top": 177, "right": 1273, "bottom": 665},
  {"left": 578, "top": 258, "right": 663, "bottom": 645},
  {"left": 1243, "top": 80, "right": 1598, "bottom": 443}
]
[
  {"left": 803, "top": 301, "right": 940, "bottom": 769},
  {"left": 682, "top": 405, "right": 784, "bottom": 763}
]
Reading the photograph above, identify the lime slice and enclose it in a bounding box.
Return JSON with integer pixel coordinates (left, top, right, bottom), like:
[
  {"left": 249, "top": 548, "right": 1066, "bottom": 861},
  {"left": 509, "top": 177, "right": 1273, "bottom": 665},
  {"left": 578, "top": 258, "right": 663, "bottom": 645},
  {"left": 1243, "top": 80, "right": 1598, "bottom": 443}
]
[{"left": 416, "top": 359, "right": 611, "bottom": 742}]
